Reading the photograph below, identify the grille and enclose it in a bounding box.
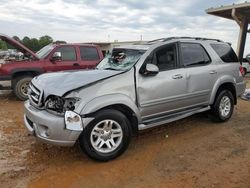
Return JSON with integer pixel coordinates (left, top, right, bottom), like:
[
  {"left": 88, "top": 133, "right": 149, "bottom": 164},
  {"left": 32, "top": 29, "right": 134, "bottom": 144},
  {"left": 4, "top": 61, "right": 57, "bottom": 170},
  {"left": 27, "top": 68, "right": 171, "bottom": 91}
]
[{"left": 28, "top": 83, "right": 43, "bottom": 107}]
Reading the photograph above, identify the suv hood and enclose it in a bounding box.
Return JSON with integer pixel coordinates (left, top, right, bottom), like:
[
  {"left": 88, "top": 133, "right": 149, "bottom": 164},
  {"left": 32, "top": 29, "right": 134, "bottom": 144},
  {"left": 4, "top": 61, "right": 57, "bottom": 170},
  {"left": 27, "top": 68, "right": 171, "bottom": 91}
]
[
  {"left": 32, "top": 69, "right": 123, "bottom": 97},
  {"left": 0, "top": 34, "right": 39, "bottom": 60}
]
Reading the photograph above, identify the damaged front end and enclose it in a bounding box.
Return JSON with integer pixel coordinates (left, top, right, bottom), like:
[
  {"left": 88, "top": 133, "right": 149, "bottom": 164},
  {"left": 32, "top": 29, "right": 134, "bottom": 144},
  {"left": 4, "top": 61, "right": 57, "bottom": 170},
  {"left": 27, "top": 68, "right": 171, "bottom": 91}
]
[
  {"left": 45, "top": 95, "right": 83, "bottom": 131},
  {"left": 28, "top": 80, "right": 84, "bottom": 132},
  {"left": 45, "top": 95, "right": 81, "bottom": 115}
]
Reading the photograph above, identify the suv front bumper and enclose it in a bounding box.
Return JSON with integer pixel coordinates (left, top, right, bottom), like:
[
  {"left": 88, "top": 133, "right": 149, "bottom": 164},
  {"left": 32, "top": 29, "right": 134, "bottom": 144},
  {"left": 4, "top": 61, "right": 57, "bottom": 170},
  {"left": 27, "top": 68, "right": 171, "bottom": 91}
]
[{"left": 24, "top": 101, "right": 83, "bottom": 146}]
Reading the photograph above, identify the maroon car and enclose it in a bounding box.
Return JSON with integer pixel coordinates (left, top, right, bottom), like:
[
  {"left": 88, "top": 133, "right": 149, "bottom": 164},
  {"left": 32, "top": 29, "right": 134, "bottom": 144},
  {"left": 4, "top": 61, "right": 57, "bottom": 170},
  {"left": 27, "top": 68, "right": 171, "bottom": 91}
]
[{"left": 0, "top": 34, "right": 103, "bottom": 100}]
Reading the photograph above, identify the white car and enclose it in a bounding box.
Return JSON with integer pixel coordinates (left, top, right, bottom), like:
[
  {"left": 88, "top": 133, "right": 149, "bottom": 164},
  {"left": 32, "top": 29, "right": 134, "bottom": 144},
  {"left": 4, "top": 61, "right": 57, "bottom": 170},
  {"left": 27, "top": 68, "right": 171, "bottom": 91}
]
[
  {"left": 242, "top": 55, "right": 250, "bottom": 75},
  {"left": 242, "top": 61, "right": 250, "bottom": 76}
]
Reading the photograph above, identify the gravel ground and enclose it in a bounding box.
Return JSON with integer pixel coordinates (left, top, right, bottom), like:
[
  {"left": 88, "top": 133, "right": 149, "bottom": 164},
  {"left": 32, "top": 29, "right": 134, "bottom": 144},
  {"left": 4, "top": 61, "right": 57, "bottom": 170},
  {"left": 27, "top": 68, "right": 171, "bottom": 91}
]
[{"left": 0, "top": 76, "right": 250, "bottom": 188}]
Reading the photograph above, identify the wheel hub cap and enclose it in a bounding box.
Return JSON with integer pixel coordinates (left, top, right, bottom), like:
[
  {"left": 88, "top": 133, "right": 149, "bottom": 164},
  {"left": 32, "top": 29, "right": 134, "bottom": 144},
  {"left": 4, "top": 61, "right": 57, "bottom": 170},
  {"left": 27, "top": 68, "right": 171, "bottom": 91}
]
[
  {"left": 219, "top": 96, "right": 231, "bottom": 117},
  {"left": 90, "top": 119, "right": 123, "bottom": 153},
  {"left": 21, "top": 82, "right": 29, "bottom": 96}
]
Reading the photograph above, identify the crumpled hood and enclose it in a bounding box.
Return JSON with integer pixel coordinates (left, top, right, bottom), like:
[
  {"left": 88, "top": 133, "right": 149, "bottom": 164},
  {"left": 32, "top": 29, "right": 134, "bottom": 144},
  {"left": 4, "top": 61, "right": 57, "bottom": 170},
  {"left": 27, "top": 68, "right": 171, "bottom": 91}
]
[{"left": 32, "top": 69, "right": 123, "bottom": 97}]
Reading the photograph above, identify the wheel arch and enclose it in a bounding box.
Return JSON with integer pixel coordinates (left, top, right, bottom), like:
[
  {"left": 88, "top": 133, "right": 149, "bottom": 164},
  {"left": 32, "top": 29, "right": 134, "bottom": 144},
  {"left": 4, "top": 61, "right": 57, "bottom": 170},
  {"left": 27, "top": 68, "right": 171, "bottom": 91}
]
[
  {"left": 81, "top": 94, "right": 141, "bottom": 135},
  {"left": 11, "top": 68, "right": 43, "bottom": 85},
  {"left": 210, "top": 78, "right": 237, "bottom": 105}
]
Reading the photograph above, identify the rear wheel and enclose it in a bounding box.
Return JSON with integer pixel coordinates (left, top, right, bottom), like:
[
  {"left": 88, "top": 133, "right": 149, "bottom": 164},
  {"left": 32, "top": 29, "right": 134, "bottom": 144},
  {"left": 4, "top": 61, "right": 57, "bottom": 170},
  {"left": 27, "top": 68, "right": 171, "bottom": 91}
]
[
  {"left": 13, "top": 76, "right": 32, "bottom": 100},
  {"left": 210, "top": 90, "right": 234, "bottom": 122},
  {"left": 79, "top": 109, "right": 132, "bottom": 161}
]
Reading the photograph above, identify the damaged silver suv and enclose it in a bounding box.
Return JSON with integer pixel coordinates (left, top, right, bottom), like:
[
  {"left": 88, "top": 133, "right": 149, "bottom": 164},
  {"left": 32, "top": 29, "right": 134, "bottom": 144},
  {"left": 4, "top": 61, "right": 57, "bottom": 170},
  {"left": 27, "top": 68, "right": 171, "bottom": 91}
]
[{"left": 24, "top": 37, "right": 246, "bottom": 161}]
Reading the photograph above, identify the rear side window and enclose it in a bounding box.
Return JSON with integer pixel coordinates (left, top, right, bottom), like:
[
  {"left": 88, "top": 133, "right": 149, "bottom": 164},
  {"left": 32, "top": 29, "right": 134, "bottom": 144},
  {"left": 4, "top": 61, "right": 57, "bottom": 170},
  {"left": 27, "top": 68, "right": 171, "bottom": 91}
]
[
  {"left": 55, "top": 46, "right": 76, "bottom": 61},
  {"left": 180, "top": 43, "right": 210, "bottom": 67},
  {"left": 80, "top": 46, "right": 99, "bottom": 60},
  {"left": 210, "top": 43, "right": 238, "bottom": 62}
]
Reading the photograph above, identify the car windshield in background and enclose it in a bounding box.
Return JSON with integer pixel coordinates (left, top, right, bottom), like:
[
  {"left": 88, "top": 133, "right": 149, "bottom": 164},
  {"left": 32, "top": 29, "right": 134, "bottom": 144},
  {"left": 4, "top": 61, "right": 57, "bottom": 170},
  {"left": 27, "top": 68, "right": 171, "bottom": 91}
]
[
  {"left": 36, "top": 44, "right": 55, "bottom": 59},
  {"left": 96, "top": 49, "right": 146, "bottom": 71}
]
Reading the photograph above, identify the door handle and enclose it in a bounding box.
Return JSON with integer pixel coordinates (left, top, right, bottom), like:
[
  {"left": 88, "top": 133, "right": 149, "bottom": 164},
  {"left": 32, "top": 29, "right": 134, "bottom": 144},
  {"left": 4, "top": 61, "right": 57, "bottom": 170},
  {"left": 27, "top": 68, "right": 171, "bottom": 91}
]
[
  {"left": 73, "top": 63, "right": 80, "bottom": 66},
  {"left": 172, "top": 74, "right": 183, "bottom": 79},
  {"left": 209, "top": 70, "right": 217, "bottom": 74}
]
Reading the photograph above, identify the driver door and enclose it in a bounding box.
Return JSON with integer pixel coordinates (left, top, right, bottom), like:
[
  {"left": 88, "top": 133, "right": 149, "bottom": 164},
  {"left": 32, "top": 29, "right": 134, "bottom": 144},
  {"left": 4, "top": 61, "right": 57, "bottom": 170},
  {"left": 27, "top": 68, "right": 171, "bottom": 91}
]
[
  {"left": 137, "top": 43, "right": 188, "bottom": 121},
  {"left": 46, "top": 46, "right": 80, "bottom": 72}
]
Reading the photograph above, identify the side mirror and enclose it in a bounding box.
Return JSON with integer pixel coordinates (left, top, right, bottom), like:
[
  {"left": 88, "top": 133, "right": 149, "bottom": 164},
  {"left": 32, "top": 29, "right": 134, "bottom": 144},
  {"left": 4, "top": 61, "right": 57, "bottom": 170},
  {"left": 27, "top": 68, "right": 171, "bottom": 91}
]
[
  {"left": 51, "top": 52, "right": 62, "bottom": 62},
  {"left": 142, "top": 64, "right": 159, "bottom": 76}
]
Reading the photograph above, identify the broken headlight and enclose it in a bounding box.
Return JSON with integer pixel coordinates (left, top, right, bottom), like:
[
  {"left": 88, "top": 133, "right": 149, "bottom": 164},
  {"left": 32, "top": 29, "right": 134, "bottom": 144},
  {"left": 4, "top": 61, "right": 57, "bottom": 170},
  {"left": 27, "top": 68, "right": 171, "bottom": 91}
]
[
  {"left": 45, "top": 95, "right": 81, "bottom": 115},
  {"left": 65, "top": 111, "right": 83, "bottom": 131}
]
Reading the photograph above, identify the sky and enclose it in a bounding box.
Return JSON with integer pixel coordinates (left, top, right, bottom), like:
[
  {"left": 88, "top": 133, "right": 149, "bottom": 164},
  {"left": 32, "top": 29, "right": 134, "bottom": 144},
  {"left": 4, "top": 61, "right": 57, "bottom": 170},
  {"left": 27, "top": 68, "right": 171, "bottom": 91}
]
[{"left": 0, "top": 0, "right": 250, "bottom": 54}]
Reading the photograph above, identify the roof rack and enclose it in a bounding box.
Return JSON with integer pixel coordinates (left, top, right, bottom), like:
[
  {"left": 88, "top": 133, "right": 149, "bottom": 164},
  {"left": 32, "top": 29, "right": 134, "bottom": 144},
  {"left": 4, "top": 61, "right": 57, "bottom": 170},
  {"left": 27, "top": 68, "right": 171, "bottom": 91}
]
[{"left": 147, "top": 37, "right": 223, "bottom": 44}]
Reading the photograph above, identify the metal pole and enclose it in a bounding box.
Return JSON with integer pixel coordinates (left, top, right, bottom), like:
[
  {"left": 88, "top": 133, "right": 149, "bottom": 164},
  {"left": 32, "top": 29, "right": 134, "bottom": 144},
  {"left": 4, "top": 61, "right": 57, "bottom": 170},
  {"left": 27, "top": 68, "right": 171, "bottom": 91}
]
[{"left": 236, "top": 16, "right": 248, "bottom": 63}]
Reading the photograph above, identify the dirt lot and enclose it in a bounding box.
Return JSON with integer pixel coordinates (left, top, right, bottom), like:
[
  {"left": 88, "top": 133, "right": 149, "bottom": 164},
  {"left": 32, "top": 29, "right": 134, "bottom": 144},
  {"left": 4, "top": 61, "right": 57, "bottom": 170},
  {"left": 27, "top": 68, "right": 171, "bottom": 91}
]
[{"left": 0, "top": 77, "right": 250, "bottom": 188}]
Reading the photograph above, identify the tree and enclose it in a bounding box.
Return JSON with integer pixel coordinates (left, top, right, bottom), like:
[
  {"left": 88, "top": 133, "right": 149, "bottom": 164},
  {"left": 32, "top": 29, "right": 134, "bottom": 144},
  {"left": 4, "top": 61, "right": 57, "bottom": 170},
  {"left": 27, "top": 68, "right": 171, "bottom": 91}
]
[
  {"left": 0, "top": 40, "right": 7, "bottom": 50},
  {"left": 39, "top": 35, "right": 53, "bottom": 49},
  {"left": 54, "top": 40, "right": 67, "bottom": 44},
  {"left": 21, "top": 37, "right": 41, "bottom": 52},
  {"left": 22, "top": 36, "right": 31, "bottom": 49},
  {"left": 0, "top": 35, "right": 65, "bottom": 52},
  {"left": 29, "top": 38, "right": 40, "bottom": 52},
  {"left": 13, "top": 36, "right": 21, "bottom": 42}
]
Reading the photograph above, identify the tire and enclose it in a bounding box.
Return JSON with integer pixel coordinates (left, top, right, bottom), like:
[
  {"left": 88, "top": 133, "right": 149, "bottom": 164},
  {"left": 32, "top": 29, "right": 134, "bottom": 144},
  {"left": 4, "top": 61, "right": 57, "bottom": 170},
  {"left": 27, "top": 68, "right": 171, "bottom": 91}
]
[
  {"left": 79, "top": 109, "right": 132, "bottom": 161},
  {"left": 210, "top": 90, "right": 234, "bottom": 122},
  {"left": 13, "top": 76, "right": 33, "bottom": 101}
]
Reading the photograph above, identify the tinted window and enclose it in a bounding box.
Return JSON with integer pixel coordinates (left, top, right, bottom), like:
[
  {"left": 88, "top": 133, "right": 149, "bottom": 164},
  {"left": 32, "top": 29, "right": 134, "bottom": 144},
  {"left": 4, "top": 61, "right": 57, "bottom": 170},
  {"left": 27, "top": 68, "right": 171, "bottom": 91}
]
[
  {"left": 80, "top": 46, "right": 99, "bottom": 60},
  {"left": 55, "top": 46, "right": 76, "bottom": 61},
  {"left": 153, "top": 44, "right": 177, "bottom": 71},
  {"left": 211, "top": 43, "right": 238, "bottom": 62},
  {"left": 181, "top": 43, "right": 210, "bottom": 67}
]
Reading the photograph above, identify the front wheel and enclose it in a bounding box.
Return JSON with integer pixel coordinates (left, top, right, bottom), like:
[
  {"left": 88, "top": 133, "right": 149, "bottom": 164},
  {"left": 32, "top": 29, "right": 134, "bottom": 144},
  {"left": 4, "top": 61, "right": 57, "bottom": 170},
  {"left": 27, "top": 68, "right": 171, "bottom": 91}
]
[
  {"left": 210, "top": 90, "right": 234, "bottom": 122},
  {"left": 13, "top": 76, "right": 33, "bottom": 101},
  {"left": 79, "top": 109, "right": 131, "bottom": 161}
]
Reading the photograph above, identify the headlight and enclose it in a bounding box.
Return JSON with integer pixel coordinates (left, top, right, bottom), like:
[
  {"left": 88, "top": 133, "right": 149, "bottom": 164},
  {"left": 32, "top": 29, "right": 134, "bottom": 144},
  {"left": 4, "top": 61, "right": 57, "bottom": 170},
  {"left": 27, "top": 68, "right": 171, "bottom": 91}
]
[
  {"left": 65, "top": 111, "right": 83, "bottom": 131},
  {"left": 45, "top": 95, "right": 81, "bottom": 115}
]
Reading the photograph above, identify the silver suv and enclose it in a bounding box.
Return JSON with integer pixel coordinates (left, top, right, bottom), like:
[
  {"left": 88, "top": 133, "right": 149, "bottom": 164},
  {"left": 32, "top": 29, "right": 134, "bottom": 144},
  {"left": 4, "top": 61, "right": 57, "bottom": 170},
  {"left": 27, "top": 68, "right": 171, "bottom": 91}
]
[{"left": 24, "top": 37, "right": 246, "bottom": 161}]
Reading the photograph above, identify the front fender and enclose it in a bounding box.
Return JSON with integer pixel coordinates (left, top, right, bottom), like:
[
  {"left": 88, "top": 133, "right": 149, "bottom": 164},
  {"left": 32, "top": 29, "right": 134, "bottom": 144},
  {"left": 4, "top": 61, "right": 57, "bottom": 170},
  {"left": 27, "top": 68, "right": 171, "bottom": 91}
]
[
  {"left": 80, "top": 94, "right": 142, "bottom": 122},
  {"left": 209, "top": 75, "right": 236, "bottom": 104}
]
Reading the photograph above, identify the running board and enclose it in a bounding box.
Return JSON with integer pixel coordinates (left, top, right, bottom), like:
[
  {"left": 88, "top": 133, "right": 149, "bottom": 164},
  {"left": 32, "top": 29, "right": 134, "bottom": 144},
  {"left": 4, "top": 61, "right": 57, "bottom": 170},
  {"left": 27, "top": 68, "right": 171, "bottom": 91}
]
[{"left": 138, "top": 106, "right": 210, "bottom": 130}]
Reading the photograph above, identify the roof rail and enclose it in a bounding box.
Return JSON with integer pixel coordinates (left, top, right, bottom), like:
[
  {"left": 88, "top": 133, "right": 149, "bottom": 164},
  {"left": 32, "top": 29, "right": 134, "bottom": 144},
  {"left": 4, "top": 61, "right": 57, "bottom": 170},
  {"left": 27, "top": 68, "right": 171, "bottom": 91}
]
[{"left": 147, "top": 37, "right": 223, "bottom": 44}]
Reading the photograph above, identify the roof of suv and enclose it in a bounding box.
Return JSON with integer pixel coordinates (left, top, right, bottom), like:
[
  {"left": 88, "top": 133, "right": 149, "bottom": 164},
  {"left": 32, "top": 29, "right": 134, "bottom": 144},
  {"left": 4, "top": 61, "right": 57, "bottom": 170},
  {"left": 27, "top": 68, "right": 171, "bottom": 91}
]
[
  {"left": 53, "top": 43, "right": 99, "bottom": 47},
  {"left": 114, "top": 37, "right": 226, "bottom": 51}
]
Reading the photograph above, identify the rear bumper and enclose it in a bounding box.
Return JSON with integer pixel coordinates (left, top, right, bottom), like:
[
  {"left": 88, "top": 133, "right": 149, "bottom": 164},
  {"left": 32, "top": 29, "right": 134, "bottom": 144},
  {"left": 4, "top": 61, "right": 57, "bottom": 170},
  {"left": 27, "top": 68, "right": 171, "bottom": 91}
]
[{"left": 236, "top": 81, "right": 246, "bottom": 96}]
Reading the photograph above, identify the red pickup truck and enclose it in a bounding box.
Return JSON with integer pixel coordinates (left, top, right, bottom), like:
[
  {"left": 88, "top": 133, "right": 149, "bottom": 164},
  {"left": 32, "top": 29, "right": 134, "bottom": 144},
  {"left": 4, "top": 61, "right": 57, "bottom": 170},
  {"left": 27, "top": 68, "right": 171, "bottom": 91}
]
[{"left": 0, "top": 34, "right": 103, "bottom": 100}]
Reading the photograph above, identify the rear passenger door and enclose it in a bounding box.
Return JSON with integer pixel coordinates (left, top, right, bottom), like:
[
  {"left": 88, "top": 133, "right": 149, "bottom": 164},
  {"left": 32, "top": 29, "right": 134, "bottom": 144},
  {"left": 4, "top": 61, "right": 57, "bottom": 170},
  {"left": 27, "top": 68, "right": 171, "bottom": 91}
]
[
  {"left": 79, "top": 46, "right": 101, "bottom": 69},
  {"left": 179, "top": 42, "right": 217, "bottom": 105}
]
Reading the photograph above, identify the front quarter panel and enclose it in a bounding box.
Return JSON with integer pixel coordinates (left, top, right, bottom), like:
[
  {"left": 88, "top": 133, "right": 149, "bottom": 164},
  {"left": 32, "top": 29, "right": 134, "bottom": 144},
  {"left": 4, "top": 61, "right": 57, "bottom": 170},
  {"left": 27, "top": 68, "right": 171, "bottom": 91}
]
[
  {"left": 80, "top": 93, "right": 141, "bottom": 122},
  {"left": 64, "top": 69, "right": 140, "bottom": 121}
]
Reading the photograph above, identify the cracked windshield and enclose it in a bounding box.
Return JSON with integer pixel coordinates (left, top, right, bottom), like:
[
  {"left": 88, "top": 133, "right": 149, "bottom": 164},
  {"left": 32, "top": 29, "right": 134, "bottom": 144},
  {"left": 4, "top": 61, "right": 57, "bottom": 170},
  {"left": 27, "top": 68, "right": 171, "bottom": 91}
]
[{"left": 97, "top": 49, "right": 146, "bottom": 71}]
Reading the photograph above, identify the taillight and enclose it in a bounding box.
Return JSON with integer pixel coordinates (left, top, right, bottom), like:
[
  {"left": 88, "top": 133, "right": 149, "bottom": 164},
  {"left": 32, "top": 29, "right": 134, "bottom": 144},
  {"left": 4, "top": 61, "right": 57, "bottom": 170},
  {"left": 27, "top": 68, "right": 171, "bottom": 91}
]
[{"left": 239, "top": 65, "right": 244, "bottom": 76}]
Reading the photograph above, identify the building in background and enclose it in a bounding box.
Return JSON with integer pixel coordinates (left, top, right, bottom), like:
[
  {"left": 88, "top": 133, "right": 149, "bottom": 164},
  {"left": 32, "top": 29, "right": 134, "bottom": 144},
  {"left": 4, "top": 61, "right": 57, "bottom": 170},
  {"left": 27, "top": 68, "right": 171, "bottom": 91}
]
[
  {"left": 207, "top": 2, "right": 250, "bottom": 62},
  {"left": 89, "top": 40, "right": 147, "bottom": 56}
]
